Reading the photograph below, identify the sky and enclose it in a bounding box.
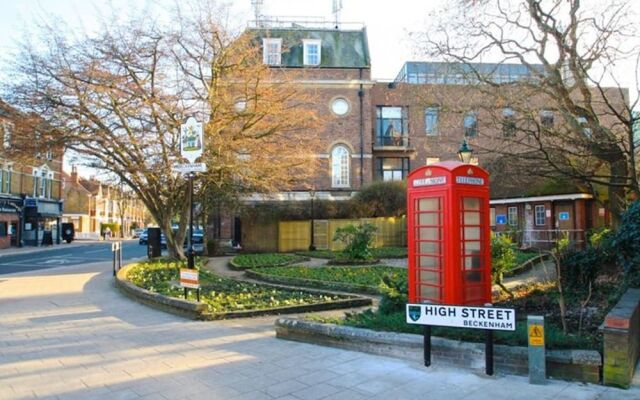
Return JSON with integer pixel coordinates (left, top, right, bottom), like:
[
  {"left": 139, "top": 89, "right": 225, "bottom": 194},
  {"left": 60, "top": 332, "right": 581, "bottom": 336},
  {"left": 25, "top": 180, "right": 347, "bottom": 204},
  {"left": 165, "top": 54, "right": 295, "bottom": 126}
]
[
  {"left": 0, "top": 0, "right": 444, "bottom": 80},
  {"left": 0, "top": 0, "right": 637, "bottom": 174}
]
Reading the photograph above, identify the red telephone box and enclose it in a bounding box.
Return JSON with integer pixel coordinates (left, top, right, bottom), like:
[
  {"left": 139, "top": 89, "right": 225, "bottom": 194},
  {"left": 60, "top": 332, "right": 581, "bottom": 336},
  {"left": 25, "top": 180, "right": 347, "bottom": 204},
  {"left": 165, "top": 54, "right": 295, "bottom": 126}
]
[{"left": 407, "top": 161, "right": 491, "bottom": 306}]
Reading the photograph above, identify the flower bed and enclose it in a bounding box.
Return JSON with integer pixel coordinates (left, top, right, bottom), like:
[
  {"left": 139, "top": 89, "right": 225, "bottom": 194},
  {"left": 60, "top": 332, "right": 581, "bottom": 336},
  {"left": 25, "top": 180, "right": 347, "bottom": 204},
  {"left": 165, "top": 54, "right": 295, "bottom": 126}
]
[
  {"left": 247, "top": 265, "right": 403, "bottom": 294},
  {"left": 230, "top": 253, "right": 308, "bottom": 269},
  {"left": 125, "top": 259, "right": 369, "bottom": 317},
  {"left": 296, "top": 247, "right": 407, "bottom": 259}
]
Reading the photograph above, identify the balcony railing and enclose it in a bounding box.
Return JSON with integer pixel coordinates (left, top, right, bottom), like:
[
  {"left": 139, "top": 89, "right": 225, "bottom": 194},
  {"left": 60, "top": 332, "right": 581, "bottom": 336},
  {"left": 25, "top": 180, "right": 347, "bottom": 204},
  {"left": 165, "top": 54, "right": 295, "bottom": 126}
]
[{"left": 375, "top": 135, "right": 409, "bottom": 148}]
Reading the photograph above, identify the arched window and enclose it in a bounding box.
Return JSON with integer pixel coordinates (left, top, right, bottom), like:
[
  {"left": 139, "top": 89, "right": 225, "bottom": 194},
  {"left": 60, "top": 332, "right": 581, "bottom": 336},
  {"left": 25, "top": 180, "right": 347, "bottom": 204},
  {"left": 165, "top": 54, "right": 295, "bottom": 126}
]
[{"left": 331, "top": 145, "right": 350, "bottom": 188}]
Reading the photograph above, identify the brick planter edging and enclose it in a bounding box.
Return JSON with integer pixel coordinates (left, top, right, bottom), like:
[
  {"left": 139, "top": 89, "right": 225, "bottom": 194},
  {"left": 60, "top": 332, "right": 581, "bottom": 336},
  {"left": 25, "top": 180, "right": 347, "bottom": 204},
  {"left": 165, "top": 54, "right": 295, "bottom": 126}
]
[
  {"left": 115, "top": 264, "right": 207, "bottom": 320},
  {"left": 275, "top": 318, "right": 602, "bottom": 384},
  {"left": 245, "top": 270, "right": 381, "bottom": 295},
  {"left": 600, "top": 288, "right": 640, "bottom": 388},
  {"left": 115, "top": 263, "right": 372, "bottom": 320}
]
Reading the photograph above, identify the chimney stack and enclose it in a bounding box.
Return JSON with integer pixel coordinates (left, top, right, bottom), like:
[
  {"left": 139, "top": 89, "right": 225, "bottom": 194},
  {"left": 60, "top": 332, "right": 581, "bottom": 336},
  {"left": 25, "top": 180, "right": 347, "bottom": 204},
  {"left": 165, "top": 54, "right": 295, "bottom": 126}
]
[{"left": 71, "top": 165, "right": 79, "bottom": 184}]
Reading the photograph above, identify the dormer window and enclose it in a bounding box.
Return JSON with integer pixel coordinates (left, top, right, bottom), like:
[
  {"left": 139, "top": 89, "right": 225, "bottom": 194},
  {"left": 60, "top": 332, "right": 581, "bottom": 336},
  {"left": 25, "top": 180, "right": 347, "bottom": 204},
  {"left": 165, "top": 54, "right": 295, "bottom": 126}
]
[
  {"left": 303, "top": 39, "right": 321, "bottom": 66},
  {"left": 262, "top": 38, "right": 282, "bottom": 66}
]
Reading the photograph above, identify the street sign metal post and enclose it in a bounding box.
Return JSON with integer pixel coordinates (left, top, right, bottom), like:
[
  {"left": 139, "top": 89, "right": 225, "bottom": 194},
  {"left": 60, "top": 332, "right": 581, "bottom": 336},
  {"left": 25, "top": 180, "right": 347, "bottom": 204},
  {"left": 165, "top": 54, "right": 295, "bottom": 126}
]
[
  {"left": 178, "top": 117, "right": 205, "bottom": 271},
  {"left": 112, "top": 242, "right": 122, "bottom": 276},
  {"left": 407, "top": 303, "right": 516, "bottom": 375}
]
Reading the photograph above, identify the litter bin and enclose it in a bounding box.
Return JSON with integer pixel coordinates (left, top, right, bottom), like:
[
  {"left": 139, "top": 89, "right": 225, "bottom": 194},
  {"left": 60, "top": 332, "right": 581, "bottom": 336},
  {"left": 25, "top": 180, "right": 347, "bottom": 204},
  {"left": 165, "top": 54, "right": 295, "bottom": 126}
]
[
  {"left": 61, "top": 223, "right": 75, "bottom": 243},
  {"left": 147, "top": 227, "right": 162, "bottom": 258}
]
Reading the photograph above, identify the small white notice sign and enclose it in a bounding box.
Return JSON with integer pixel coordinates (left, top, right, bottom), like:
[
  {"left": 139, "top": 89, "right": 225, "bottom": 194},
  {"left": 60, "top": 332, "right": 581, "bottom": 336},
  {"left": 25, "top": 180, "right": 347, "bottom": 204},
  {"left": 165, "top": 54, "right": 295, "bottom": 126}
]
[
  {"left": 455, "top": 176, "right": 484, "bottom": 185},
  {"left": 406, "top": 303, "right": 516, "bottom": 331},
  {"left": 413, "top": 177, "right": 446, "bottom": 187}
]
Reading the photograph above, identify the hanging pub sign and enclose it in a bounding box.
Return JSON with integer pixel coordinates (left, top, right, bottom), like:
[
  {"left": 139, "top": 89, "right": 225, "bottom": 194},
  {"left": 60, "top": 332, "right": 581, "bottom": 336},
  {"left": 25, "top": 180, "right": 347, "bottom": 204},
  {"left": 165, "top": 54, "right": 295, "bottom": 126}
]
[{"left": 180, "top": 117, "right": 204, "bottom": 164}]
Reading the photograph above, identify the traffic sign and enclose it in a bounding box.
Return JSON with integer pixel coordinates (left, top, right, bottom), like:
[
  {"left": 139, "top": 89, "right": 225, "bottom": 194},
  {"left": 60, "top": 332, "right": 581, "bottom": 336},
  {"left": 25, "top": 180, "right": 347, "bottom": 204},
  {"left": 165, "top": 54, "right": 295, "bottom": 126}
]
[
  {"left": 406, "top": 303, "right": 516, "bottom": 331},
  {"left": 172, "top": 163, "right": 207, "bottom": 174},
  {"left": 528, "top": 324, "right": 545, "bottom": 346}
]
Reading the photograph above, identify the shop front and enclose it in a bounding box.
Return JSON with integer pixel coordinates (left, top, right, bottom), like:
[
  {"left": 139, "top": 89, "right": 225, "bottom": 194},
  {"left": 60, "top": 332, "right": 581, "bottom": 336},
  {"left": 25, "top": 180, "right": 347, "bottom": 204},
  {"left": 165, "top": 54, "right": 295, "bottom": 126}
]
[{"left": 22, "top": 197, "right": 63, "bottom": 246}]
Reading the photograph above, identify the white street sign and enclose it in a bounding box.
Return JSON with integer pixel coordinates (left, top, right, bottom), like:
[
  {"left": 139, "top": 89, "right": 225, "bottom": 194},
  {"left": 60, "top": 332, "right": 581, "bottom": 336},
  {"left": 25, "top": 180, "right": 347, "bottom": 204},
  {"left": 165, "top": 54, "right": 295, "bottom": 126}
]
[
  {"left": 172, "top": 163, "right": 207, "bottom": 174},
  {"left": 406, "top": 303, "right": 516, "bottom": 331},
  {"left": 180, "top": 117, "right": 203, "bottom": 164}
]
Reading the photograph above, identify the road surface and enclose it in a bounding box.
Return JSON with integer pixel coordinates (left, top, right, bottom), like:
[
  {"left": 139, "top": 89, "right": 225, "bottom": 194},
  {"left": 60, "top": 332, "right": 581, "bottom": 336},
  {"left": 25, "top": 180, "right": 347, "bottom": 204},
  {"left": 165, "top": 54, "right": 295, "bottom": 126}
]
[{"left": 0, "top": 240, "right": 147, "bottom": 275}]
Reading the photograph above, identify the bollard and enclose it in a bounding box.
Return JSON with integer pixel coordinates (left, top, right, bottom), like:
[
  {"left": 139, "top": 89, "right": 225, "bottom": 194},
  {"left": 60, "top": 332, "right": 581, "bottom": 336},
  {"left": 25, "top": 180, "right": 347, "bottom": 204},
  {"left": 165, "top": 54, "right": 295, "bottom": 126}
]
[{"left": 527, "top": 315, "right": 546, "bottom": 384}]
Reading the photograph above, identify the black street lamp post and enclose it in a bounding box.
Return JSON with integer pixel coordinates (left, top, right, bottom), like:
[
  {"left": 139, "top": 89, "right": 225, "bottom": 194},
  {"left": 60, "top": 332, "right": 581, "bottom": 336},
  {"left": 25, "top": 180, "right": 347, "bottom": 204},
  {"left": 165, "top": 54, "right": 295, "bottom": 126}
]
[
  {"left": 309, "top": 188, "right": 316, "bottom": 251},
  {"left": 187, "top": 172, "right": 195, "bottom": 269}
]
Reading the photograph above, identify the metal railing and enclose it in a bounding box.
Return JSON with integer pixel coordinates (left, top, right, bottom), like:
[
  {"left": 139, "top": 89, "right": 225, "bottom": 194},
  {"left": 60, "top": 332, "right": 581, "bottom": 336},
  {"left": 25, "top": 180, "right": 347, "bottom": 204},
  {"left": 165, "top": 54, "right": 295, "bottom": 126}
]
[
  {"left": 374, "top": 135, "right": 409, "bottom": 147},
  {"left": 496, "top": 229, "right": 585, "bottom": 250}
]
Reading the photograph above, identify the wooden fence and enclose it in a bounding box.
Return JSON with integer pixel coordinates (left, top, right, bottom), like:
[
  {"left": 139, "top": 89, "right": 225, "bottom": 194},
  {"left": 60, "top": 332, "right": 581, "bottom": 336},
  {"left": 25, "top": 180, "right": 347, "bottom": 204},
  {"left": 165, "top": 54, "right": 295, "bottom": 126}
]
[{"left": 277, "top": 216, "right": 407, "bottom": 253}]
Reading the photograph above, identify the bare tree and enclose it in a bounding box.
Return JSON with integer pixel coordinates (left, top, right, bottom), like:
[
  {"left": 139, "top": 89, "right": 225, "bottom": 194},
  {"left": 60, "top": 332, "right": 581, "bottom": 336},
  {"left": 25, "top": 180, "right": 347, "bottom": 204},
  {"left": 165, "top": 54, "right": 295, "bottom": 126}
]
[
  {"left": 5, "top": 2, "right": 319, "bottom": 258},
  {"left": 417, "top": 0, "right": 639, "bottom": 224}
]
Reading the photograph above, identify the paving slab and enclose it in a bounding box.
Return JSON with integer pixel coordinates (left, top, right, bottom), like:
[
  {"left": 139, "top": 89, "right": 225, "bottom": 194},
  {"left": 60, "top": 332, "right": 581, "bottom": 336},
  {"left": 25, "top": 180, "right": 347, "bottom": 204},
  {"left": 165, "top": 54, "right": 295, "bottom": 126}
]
[{"left": 0, "top": 260, "right": 639, "bottom": 399}]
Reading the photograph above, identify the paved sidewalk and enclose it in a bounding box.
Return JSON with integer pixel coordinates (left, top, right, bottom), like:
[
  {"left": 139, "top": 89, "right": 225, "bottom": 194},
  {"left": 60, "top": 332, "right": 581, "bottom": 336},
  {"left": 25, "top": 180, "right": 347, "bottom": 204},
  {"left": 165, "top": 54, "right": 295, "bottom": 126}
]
[{"left": 1, "top": 262, "right": 639, "bottom": 400}]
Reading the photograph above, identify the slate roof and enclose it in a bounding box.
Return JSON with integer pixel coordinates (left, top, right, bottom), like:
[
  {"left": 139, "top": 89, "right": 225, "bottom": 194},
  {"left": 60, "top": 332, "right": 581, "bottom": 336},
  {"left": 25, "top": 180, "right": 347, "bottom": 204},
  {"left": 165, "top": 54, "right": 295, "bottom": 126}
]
[{"left": 250, "top": 28, "right": 370, "bottom": 68}]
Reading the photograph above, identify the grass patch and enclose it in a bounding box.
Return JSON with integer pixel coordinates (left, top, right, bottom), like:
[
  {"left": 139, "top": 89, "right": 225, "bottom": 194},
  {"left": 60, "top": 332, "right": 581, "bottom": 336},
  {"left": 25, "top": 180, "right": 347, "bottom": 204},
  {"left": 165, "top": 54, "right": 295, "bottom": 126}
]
[
  {"left": 514, "top": 250, "right": 542, "bottom": 266},
  {"left": 231, "top": 253, "right": 307, "bottom": 269},
  {"left": 126, "top": 259, "right": 347, "bottom": 313},
  {"left": 297, "top": 247, "right": 407, "bottom": 260},
  {"left": 256, "top": 265, "right": 404, "bottom": 291}
]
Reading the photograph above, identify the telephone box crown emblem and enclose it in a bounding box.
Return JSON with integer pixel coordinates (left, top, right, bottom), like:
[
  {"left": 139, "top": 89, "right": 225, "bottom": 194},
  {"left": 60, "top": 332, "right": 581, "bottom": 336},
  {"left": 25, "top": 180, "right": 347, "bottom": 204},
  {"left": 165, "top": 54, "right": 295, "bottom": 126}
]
[
  {"left": 425, "top": 169, "right": 432, "bottom": 176},
  {"left": 467, "top": 168, "right": 474, "bottom": 175}
]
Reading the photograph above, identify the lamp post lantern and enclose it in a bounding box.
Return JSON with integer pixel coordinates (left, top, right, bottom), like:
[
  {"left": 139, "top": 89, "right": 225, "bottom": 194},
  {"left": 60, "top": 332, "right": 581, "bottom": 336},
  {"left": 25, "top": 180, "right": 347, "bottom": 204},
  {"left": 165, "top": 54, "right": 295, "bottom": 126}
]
[
  {"left": 309, "top": 188, "right": 316, "bottom": 251},
  {"left": 458, "top": 138, "right": 474, "bottom": 164}
]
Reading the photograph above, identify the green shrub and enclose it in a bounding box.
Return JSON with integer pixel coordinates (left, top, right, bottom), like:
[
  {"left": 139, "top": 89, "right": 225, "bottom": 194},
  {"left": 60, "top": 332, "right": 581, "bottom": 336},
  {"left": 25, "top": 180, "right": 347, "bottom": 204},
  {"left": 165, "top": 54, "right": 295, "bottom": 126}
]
[
  {"left": 332, "top": 223, "right": 377, "bottom": 260},
  {"left": 377, "top": 273, "right": 408, "bottom": 315},
  {"left": 491, "top": 233, "right": 516, "bottom": 285},
  {"left": 350, "top": 181, "right": 406, "bottom": 217},
  {"left": 613, "top": 201, "right": 640, "bottom": 273}
]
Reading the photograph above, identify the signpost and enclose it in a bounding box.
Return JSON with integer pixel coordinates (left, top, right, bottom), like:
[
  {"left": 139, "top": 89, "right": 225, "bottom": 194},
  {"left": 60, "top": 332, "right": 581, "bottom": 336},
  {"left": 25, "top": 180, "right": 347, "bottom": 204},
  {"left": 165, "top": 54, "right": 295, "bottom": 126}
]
[
  {"left": 177, "top": 117, "right": 205, "bottom": 270},
  {"left": 407, "top": 303, "right": 516, "bottom": 375},
  {"left": 180, "top": 268, "right": 201, "bottom": 301}
]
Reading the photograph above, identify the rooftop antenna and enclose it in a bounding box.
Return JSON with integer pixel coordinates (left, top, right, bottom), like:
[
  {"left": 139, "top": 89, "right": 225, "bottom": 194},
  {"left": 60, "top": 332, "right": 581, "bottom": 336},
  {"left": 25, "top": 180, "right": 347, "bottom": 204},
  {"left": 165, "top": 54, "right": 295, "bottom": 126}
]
[
  {"left": 252, "top": 0, "right": 264, "bottom": 25},
  {"left": 332, "top": 0, "right": 343, "bottom": 29}
]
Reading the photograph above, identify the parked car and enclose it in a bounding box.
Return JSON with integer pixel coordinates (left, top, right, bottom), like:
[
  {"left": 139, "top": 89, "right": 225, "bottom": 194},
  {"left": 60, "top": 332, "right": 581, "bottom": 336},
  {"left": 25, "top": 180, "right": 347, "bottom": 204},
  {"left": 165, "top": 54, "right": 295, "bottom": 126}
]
[
  {"left": 138, "top": 229, "right": 148, "bottom": 245},
  {"left": 132, "top": 228, "right": 144, "bottom": 239}
]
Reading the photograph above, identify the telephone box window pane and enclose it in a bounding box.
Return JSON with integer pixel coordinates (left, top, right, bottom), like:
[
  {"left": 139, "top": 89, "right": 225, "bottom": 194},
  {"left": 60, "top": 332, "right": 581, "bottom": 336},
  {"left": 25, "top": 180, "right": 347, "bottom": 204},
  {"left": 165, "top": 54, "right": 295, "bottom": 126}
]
[
  {"left": 418, "top": 256, "right": 439, "bottom": 269},
  {"left": 420, "top": 285, "right": 440, "bottom": 300},
  {"left": 465, "top": 285, "right": 484, "bottom": 298},
  {"left": 418, "top": 198, "right": 440, "bottom": 211},
  {"left": 418, "top": 241, "right": 439, "bottom": 254},
  {"left": 418, "top": 213, "right": 440, "bottom": 225},
  {"left": 463, "top": 197, "right": 480, "bottom": 210},
  {"left": 417, "top": 227, "right": 441, "bottom": 241},
  {"left": 464, "top": 255, "right": 481, "bottom": 270},
  {"left": 464, "top": 241, "right": 481, "bottom": 253},
  {"left": 463, "top": 212, "right": 480, "bottom": 225},
  {"left": 463, "top": 227, "right": 480, "bottom": 240},
  {"left": 419, "top": 270, "right": 440, "bottom": 284}
]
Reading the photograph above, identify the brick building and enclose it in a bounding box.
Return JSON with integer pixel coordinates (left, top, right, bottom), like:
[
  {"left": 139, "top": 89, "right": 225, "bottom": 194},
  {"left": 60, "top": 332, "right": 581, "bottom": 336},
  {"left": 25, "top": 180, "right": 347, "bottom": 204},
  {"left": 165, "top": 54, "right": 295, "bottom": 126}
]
[
  {"left": 62, "top": 167, "right": 147, "bottom": 239},
  {"left": 0, "top": 100, "right": 64, "bottom": 248},
  {"left": 221, "top": 24, "right": 625, "bottom": 249}
]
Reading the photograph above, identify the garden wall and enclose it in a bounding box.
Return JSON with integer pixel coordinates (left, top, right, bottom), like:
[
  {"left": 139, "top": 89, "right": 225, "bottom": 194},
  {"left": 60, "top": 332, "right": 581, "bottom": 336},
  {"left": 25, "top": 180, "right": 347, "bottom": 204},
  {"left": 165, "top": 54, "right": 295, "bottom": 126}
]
[
  {"left": 275, "top": 318, "right": 602, "bottom": 384},
  {"left": 602, "top": 288, "right": 640, "bottom": 388}
]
